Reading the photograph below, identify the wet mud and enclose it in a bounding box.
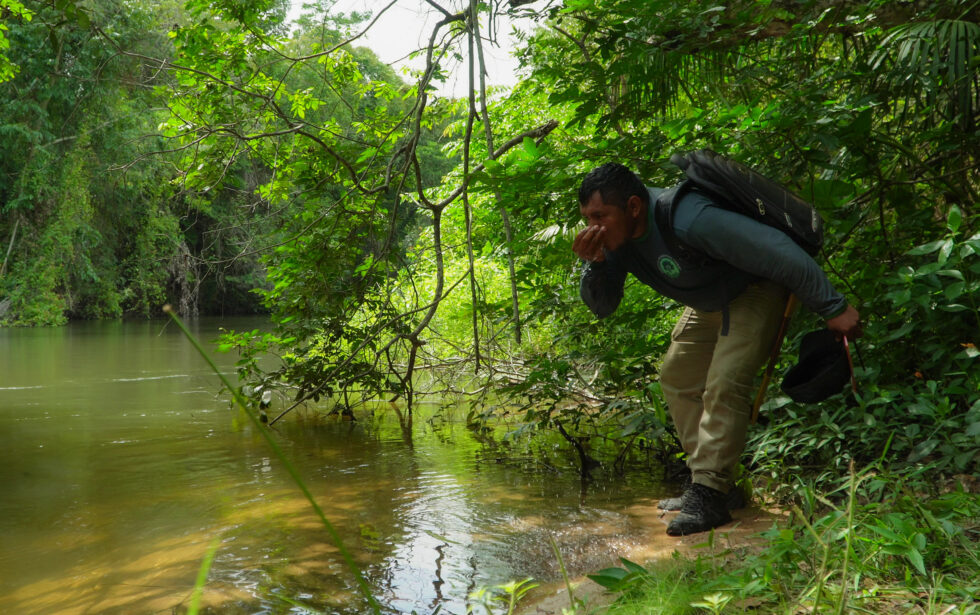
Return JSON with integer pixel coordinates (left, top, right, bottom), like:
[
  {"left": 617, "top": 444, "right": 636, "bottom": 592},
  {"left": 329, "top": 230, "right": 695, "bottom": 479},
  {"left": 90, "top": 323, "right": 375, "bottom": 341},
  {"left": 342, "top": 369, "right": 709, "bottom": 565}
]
[{"left": 518, "top": 501, "right": 788, "bottom": 614}]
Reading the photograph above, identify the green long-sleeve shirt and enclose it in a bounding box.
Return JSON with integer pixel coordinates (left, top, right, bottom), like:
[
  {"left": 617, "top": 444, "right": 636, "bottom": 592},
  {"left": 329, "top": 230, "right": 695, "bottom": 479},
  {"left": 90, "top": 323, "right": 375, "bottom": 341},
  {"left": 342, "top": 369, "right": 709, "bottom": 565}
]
[{"left": 581, "top": 186, "right": 848, "bottom": 319}]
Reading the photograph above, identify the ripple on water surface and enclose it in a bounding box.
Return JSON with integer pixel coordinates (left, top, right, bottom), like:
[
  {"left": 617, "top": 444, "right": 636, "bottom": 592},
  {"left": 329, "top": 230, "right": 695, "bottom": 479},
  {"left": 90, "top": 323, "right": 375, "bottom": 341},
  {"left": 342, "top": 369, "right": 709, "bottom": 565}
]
[{"left": 0, "top": 319, "right": 673, "bottom": 615}]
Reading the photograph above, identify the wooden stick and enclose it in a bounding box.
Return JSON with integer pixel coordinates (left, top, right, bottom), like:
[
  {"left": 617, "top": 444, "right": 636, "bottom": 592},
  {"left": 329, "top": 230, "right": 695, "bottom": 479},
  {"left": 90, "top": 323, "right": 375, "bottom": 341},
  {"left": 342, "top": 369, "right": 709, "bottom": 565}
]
[{"left": 751, "top": 293, "right": 799, "bottom": 423}]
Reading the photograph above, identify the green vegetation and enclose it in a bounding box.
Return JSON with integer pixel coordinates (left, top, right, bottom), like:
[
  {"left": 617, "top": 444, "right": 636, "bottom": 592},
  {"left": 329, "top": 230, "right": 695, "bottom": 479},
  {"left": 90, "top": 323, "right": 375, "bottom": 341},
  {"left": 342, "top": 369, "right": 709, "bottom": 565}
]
[
  {"left": 2, "top": 0, "right": 978, "bottom": 612},
  {"left": 585, "top": 465, "right": 980, "bottom": 614}
]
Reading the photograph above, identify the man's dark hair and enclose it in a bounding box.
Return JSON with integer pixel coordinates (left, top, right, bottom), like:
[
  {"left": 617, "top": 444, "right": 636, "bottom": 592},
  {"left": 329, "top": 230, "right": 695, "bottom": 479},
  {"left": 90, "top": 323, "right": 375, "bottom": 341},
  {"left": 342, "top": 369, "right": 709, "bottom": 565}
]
[{"left": 578, "top": 162, "right": 649, "bottom": 210}]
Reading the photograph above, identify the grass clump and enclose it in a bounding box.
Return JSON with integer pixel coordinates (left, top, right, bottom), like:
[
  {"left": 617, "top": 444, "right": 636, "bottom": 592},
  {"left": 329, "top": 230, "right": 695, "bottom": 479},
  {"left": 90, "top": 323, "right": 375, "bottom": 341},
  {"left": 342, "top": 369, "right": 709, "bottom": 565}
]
[{"left": 590, "top": 556, "right": 705, "bottom": 615}]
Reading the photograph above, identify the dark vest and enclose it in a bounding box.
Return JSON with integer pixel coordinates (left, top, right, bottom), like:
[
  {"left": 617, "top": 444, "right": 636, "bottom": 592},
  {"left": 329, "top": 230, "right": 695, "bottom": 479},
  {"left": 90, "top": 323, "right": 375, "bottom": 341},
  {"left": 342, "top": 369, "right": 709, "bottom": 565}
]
[{"left": 606, "top": 187, "right": 755, "bottom": 325}]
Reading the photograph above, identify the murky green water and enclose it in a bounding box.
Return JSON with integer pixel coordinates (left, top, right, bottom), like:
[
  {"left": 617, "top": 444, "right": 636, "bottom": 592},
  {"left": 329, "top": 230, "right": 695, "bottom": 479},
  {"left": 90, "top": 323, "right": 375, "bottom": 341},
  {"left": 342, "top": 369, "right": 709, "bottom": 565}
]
[{"left": 0, "top": 318, "right": 669, "bottom": 614}]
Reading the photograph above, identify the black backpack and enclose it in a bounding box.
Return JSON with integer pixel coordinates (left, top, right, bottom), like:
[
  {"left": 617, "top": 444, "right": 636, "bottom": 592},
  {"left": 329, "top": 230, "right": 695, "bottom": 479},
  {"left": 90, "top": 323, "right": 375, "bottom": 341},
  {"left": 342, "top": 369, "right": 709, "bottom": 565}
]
[{"left": 655, "top": 149, "right": 824, "bottom": 257}]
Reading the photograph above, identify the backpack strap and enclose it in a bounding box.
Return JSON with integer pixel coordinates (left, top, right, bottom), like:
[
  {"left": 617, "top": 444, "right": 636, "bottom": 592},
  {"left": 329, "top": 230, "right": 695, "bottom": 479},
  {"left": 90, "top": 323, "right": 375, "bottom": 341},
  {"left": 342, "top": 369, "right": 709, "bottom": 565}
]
[
  {"left": 655, "top": 181, "right": 732, "bottom": 335},
  {"left": 670, "top": 149, "right": 824, "bottom": 256},
  {"left": 654, "top": 180, "right": 712, "bottom": 266}
]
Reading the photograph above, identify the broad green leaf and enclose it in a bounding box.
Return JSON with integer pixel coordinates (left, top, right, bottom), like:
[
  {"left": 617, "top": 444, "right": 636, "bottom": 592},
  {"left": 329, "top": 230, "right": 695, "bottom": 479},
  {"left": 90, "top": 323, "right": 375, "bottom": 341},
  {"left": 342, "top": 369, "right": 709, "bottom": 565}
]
[
  {"left": 906, "top": 240, "right": 948, "bottom": 256},
  {"left": 882, "top": 321, "right": 915, "bottom": 342},
  {"left": 939, "top": 238, "right": 954, "bottom": 264},
  {"left": 587, "top": 567, "right": 630, "bottom": 589},
  {"left": 944, "top": 280, "right": 965, "bottom": 300},
  {"left": 619, "top": 558, "right": 647, "bottom": 574},
  {"left": 957, "top": 345, "right": 979, "bottom": 359},
  {"left": 906, "top": 549, "right": 927, "bottom": 576},
  {"left": 907, "top": 438, "right": 939, "bottom": 462},
  {"left": 947, "top": 205, "right": 962, "bottom": 232},
  {"left": 521, "top": 136, "right": 540, "bottom": 158}
]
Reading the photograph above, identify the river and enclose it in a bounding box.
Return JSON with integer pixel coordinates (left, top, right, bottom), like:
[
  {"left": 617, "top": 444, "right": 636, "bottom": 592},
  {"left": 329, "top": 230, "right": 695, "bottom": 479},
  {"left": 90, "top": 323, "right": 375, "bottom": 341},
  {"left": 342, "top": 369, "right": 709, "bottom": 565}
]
[{"left": 0, "top": 317, "right": 681, "bottom": 614}]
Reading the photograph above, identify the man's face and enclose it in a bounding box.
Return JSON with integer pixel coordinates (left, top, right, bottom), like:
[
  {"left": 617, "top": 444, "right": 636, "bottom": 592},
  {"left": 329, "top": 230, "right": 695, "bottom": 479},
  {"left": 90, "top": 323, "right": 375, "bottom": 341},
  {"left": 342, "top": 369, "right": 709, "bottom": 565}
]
[{"left": 579, "top": 191, "right": 644, "bottom": 253}]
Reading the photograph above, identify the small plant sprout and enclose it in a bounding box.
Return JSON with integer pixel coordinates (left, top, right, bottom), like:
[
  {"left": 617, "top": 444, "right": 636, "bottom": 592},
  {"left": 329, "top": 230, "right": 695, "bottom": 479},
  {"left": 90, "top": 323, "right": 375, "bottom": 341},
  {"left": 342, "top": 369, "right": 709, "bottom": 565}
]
[{"left": 690, "top": 591, "right": 732, "bottom": 614}]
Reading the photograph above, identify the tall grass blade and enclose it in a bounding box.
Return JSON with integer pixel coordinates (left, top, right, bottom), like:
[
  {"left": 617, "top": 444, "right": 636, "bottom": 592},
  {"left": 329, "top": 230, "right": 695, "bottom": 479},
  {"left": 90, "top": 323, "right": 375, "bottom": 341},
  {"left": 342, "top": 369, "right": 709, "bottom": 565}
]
[
  {"left": 187, "top": 536, "right": 220, "bottom": 615},
  {"left": 164, "top": 306, "right": 381, "bottom": 615},
  {"left": 548, "top": 533, "right": 577, "bottom": 609},
  {"left": 835, "top": 460, "right": 858, "bottom": 615}
]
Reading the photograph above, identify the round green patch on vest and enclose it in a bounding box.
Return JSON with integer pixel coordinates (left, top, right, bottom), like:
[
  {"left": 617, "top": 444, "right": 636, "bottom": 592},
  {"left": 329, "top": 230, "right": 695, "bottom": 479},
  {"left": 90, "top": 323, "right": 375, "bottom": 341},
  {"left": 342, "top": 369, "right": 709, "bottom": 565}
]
[{"left": 658, "top": 255, "right": 681, "bottom": 279}]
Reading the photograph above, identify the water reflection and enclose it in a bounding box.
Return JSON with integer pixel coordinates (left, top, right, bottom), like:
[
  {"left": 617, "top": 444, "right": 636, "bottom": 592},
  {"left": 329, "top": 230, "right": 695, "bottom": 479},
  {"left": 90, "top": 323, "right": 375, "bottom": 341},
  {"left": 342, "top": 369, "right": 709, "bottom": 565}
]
[{"left": 0, "top": 318, "right": 669, "bottom": 614}]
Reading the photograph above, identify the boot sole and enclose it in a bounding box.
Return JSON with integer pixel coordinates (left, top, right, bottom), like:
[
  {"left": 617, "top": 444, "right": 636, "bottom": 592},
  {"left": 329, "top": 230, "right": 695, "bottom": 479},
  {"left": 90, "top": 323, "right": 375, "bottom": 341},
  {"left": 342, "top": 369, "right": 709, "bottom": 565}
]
[
  {"left": 658, "top": 490, "right": 747, "bottom": 512},
  {"left": 665, "top": 511, "right": 732, "bottom": 536}
]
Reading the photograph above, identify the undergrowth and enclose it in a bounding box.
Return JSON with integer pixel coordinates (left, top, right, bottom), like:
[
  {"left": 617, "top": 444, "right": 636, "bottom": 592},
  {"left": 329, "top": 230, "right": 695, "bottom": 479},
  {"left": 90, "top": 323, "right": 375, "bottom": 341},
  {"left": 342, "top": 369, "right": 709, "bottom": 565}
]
[{"left": 585, "top": 463, "right": 980, "bottom": 615}]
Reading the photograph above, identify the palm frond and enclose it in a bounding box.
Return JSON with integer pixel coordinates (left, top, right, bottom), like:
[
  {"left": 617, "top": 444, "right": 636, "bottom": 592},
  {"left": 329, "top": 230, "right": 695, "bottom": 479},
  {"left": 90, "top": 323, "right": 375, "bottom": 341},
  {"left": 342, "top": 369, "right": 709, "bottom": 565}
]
[{"left": 872, "top": 19, "right": 980, "bottom": 130}]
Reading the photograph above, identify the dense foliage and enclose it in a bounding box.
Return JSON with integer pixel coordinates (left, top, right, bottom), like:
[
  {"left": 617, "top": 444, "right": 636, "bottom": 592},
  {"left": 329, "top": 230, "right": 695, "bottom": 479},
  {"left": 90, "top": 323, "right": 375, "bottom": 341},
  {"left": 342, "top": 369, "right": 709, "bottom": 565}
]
[
  {"left": 2, "top": 0, "right": 977, "bottom": 475},
  {"left": 474, "top": 0, "right": 979, "bottom": 488},
  {"left": 2, "top": 0, "right": 978, "bottom": 611},
  {"left": 0, "top": 0, "right": 290, "bottom": 324}
]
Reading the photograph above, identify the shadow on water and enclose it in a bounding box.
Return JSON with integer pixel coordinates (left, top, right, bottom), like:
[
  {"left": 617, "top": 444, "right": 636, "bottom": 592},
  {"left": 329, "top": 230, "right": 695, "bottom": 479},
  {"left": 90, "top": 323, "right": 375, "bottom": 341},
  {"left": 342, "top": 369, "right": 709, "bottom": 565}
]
[{"left": 0, "top": 317, "right": 685, "bottom": 614}]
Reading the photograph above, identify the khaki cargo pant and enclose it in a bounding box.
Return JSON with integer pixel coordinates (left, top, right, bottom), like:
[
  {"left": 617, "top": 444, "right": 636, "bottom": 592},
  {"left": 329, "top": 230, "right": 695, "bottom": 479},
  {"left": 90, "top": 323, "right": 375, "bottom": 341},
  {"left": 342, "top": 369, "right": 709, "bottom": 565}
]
[{"left": 659, "top": 280, "right": 789, "bottom": 493}]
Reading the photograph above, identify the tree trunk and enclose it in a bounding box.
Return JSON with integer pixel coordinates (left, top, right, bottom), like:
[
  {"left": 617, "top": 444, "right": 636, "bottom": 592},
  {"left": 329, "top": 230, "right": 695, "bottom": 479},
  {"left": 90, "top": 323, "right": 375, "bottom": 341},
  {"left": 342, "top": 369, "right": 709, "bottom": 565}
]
[
  {"left": 1, "top": 216, "right": 20, "bottom": 279},
  {"left": 463, "top": 18, "right": 482, "bottom": 370}
]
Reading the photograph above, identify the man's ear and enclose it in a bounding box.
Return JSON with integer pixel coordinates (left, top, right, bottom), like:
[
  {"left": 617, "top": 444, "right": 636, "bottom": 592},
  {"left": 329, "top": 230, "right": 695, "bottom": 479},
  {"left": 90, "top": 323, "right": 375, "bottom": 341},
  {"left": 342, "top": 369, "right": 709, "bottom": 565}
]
[{"left": 627, "top": 195, "right": 644, "bottom": 218}]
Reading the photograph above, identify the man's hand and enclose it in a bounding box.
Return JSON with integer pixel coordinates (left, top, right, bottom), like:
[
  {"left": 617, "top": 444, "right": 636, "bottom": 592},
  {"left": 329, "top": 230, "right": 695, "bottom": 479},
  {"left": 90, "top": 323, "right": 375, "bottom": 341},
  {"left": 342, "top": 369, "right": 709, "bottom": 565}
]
[
  {"left": 826, "top": 304, "right": 862, "bottom": 340},
  {"left": 573, "top": 225, "right": 606, "bottom": 263}
]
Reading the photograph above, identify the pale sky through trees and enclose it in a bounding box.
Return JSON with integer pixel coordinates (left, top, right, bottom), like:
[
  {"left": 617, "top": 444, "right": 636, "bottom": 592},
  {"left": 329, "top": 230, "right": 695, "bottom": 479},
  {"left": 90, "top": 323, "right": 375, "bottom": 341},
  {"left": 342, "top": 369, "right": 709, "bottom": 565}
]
[{"left": 293, "top": 0, "right": 535, "bottom": 97}]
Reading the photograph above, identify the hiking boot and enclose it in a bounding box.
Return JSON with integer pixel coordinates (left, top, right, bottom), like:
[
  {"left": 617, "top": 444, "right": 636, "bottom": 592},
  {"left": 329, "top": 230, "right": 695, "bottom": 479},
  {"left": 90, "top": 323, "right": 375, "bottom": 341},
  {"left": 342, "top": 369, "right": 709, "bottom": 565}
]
[
  {"left": 657, "top": 493, "right": 687, "bottom": 512},
  {"left": 658, "top": 479, "right": 746, "bottom": 512},
  {"left": 665, "top": 483, "right": 732, "bottom": 536},
  {"left": 657, "top": 475, "right": 692, "bottom": 511}
]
